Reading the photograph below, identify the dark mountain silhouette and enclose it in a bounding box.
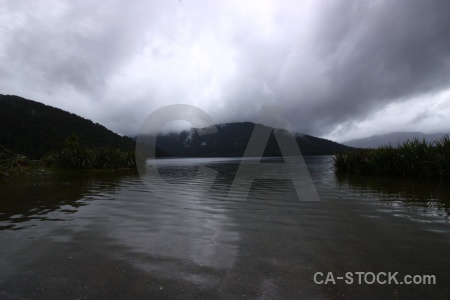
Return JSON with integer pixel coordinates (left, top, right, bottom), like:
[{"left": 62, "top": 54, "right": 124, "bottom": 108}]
[
  {"left": 0, "top": 94, "right": 136, "bottom": 159},
  {"left": 1, "top": 94, "right": 352, "bottom": 159},
  {"left": 344, "top": 132, "right": 450, "bottom": 148},
  {"left": 151, "top": 122, "right": 354, "bottom": 157}
]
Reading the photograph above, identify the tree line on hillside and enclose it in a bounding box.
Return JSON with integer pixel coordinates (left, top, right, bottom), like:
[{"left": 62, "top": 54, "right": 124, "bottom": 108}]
[
  {"left": 153, "top": 122, "right": 353, "bottom": 157},
  {"left": 0, "top": 94, "right": 134, "bottom": 159}
]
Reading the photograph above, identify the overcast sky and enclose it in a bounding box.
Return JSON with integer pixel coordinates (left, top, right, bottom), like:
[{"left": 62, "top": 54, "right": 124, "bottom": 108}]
[{"left": 1, "top": 0, "right": 449, "bottom": 142}]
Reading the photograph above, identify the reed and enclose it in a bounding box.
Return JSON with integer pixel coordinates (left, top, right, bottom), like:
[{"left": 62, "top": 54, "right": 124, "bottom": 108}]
[{"left": 333, "top": 135, "right": 450, "bottom": 179}]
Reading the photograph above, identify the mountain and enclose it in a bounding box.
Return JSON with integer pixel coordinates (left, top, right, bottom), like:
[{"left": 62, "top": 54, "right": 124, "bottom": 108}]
[
  {"left": 151, "top": 122, "right": 353, "bottom": 157},
  {"left": 0, "top": 94, "right": 352, "bottom": 159},
  {"left": 344, "top": 132, "right": 450, "bottom": 148},
  {"left": 0, "top": 94, "right": 135, "bottom": 159}
]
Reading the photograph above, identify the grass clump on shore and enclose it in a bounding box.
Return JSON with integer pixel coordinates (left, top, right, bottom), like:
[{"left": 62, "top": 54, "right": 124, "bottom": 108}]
[
  {"left": 43, "top": 134, "right": 136, "bottom": 170},
  {"left": 0, "top": 144, "right": 31, "bottom": 177},
  {"left": 333, "top": 135, "right": 450, "bottom": 179}
]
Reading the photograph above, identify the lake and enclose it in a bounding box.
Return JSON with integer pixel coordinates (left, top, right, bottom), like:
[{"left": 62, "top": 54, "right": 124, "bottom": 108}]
[{"left": 0, "top": 156, "right": 449, "bottom": 299}]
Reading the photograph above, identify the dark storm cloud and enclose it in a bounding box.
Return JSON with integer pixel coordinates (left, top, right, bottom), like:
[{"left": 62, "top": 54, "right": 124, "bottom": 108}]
[
  {"left": 0, "top": 0, "right": 449, "bottom": 140},
  {"left": 1, "top": 1, "right": 160, "bottom": 97},
  {"left": 255, "top": 0, "right": 450, "bottom": 136}
]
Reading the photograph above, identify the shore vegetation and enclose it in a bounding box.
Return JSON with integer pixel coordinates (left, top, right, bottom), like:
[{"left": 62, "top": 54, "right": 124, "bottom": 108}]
[
  {"left": 1, "top": 134, "right": 137, "bottom": 178},
  {"left": 333, "top": 135, "right": 450, "bottom": 179}
]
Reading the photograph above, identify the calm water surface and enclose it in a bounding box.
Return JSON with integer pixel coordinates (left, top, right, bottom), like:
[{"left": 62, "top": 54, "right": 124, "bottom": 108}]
[{"left": 0, "top": 156, "right": 449, "bottom": 299}]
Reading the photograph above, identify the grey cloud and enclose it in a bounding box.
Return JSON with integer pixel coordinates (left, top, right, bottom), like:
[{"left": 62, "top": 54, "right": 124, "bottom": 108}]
[
  {"left": 0, "top": 0, "right": 449, "bottom": 139},
  {"left": 279, "top": 0, "right": 450, "bottom": 135},
  {"left": 223, "top": 0, "right": 450, "bottom": 135},
  {"left": 2, "top": 0, "right": 165, "bottom": 97}
]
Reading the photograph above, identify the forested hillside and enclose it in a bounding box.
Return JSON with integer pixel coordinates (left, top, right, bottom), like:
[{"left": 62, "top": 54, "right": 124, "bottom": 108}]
[
  {"left": 0, "top": 94, "right": 134, "bottom": 159},
  {"left": 153, "top": 122, "right": 354, "bottom": 157},
  {"left": 0, "top": 94, "right": 353, "bottom": 160}
]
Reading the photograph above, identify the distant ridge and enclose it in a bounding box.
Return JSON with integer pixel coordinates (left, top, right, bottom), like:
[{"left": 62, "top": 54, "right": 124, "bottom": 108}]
[
  {"left": 0, "top": 94, "right": 135, "bottom": 159},
  {"left": 150, "top": 122, "right": 354, "bottom": 157},
  {"left": 344, "top": 132, "right": 450, "bottom": 149},
  {"left": 0, "top": 94, "right": 353, "bottom": 159}
]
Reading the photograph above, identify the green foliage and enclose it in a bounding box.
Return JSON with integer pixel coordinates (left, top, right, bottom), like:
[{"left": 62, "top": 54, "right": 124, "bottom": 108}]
[
  {"left": 0, "top": 94, "right": 135, "bottom": 159},
  {"left": 0, "top": 144, "right": 30, "bottom": 176},
  {"left": 333, "top": 136, "right": 450, "bottom": 179},
  {"left": 43, "top": 134, "right": 136, "bottom": 170}
]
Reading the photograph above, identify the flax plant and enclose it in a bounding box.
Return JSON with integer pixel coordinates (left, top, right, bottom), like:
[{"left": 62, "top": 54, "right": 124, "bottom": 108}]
[
  {"left": 0, "top": 145, "right": 30, "bottom": 173},
  {"left": 334, "top": 135, "right": 450, "bottom": 179}
]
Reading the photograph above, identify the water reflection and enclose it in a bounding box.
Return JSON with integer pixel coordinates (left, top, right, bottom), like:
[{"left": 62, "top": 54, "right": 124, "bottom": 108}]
[
  {"left": 0, "top": 170, "right": 136, "bottom": 230},
  {"left": 2, "top": 157, "right": 448, "bottom": 231},
  {"left": 0, "top": 157, "right": 449, "bottom": 298},
  {"left": 335, "top": 172, "right": 450, "bottom": 221}
]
